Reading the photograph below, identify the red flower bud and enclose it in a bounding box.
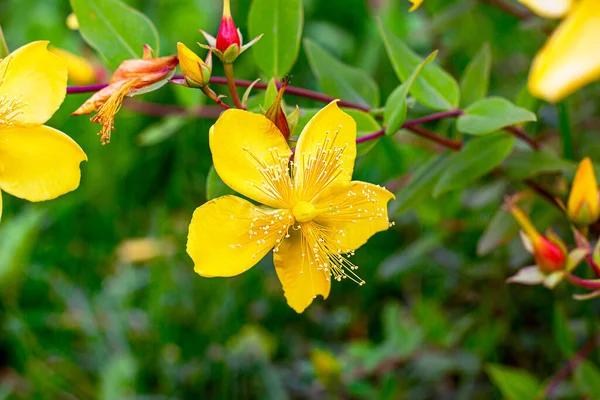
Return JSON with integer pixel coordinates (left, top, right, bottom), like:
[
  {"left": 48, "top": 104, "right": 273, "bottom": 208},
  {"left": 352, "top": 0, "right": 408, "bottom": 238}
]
[{"left": 216, "top": 0, "right": 241, "bottom": 53}]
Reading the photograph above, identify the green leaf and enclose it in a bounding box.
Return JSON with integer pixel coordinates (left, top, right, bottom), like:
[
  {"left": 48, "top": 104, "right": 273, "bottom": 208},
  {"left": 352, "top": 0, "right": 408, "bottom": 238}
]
[
  {"left": 477, "top": 206, "right": 520, "bottom": 256},
  {"left": 100, "top": 354, "right": 137, "bottom": 400},
  {"left": 457, "top": 97, "right": 537, "bottom": 135},
  {"left": 460, "top": 43, "right": 491, "bottom": 107},
  {"left": 378, "top": 20, "right": 459, "bottom": 111},
  {"left": 136, "top": 117, "right": 188, "bottom": 146},
  {"left": 264, "top": 78, "right": 278, "bottom": 109},
  {"left": 304, "top": 39, "right": 379, "bottom": 108},
  {"left": 390, "top": 153, "right": 449, "bottom": 214},
  {"left": 502, "top": 151, "right": 575, "bottom": 180},
  {"left": 553, "top": 304, "right": 576, "bottom": 357},
  {"left": 434, "top": 133, "right": 515, "bottom": 196},
  {"left": 206, "top": 165, "right": 235, "bottom": 201},
  {"left": 0, "top": 209, "right": 45, "bottom": 299},
  {"left": 70, "top": 0, "right": 159, "bottom": 70},
  {"left": 384, "top": 51, "right": 438, "bottom": 135},
  {"left": 248, "top": 0, "right": 303, "bottom": 79},
  {"left": 344, "top": 109, "right": 382, "bottom": 155},
  {"left": 574, "top": 360, "right": 600, "bottom": 399},
  {"left": 486, "top": 364, "right": 541, "bottom": 400},
  {"left": 0, "top": 26, "right": 8, "bottom": 59}
]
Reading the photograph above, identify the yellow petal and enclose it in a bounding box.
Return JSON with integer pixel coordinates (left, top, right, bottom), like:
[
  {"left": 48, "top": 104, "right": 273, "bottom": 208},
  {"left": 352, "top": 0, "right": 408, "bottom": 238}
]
[
  {"left": 518, "top": 0, "right": 572, "bottom": 18},
  {"left": 273, "top": 228, "right": 331, "bottom": 313},
  {"left": 0, "top": 41, "right": 67, "bottom": 125},
  {"left": 528, "top": 0, "right": 600, "bottom": 102},
  {"left": 409, "top": 0, "right": 424, "bottom": 12},
  {"left": 0, "top": 125, "right": 87, "bottom": 202},
  {"left": 313, "top": 181, "right": 395, "bottom": 251},
  {"left": 567, "top": 157, "right": 599, "bottom": 224},
  {"left": 294, "top": 101, "right": 357, "bottom": 201},
  {"left": 50, "top": 47, "right": 96, "bottom": 85},
  {"left": 187, "top": 195, "right": 293, "bottom": 277},
  {"left": 210, "top": 109, "right": 293, "bottom": 209}
]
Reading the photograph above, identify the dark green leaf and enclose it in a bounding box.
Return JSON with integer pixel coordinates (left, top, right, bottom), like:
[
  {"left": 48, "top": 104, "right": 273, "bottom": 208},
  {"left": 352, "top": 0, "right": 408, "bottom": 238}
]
[
  {"left": 574, "top": 360, "right": 600, "bottom": 399},
  {"left": 0, "top": 209, "right": 45, "bottom": 299},
  {"left": 248, "top": 0, "right": 303, "bottom": 79},
  {"left": 502, "top": 151, "right": 575, "bottom": 180},
  {"left": 434, "top": 133, "right": 515, "bottom": 196},
  {"left": 390, "top": 153, "right": 449, "bottom": 214},
  {"left": 553, "top": 304, "right": 576, "bottom": 357},
  {"left": 486, "top": 364, "right": 541, "bottom": 400},
  {"left": 378, "top": 21, "right": 459, "bottom": 110},
  {"left": 385, "top": 51, "right": 438, "bottom": 135},
  {"left": 477, "top": 206, "right": 520, "bottom": 256},
  {"left": 460, "top": 43, "right": 491, "bottom": 107},
  {"left": 70, "top": 0, "right": 159, "bottom": 69},
  {"left": 304, "top": 38, "right": 379, "bottom": 108},
  {"left": 457, "top": 97, "right": 536, "bottom": 135},
  {"left": 136, "top": 117, "right": 188, "bottom": 146},
  {"left": 206, "top": 165, "right": 235, "bottom": 201}
]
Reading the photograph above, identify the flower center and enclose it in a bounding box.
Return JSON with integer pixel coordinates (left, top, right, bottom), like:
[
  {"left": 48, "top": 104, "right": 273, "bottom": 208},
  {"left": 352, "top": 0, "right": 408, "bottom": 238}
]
[{"left": 292, "top": 201, "right": 318, "bottom": 222}]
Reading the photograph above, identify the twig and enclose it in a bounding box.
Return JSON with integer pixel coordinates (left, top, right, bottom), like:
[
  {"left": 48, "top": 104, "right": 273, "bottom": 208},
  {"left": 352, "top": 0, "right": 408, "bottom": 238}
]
[
  {"left": 544, "top": 334, "right": 600, "bottom": 397},
  {"left": 222, "top": 64, "right": 244, "bottom": 109},
  {"left": 407, "top": 126, "right": 463, "bottom": 150},
  {"left": 123, "top": 99, "right": 224, "bottom": 119},
  {"left": 505, "top": 126, "right": 541, "bottom": 151},
  {"left": 523, "top": 179, "right": 563, "bottom": 211}
]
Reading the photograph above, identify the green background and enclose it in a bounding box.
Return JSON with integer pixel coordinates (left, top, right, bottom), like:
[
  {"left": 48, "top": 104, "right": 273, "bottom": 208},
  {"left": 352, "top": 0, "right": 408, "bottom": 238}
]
[{"left": 1, "top": 0, "right": 600, "bottom": 398}]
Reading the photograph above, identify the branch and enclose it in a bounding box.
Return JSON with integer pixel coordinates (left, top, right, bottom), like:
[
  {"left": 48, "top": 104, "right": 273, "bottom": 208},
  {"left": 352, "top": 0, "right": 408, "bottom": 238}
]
[{"left": 544, "top": 334, "right": 600, "bottom": 397}]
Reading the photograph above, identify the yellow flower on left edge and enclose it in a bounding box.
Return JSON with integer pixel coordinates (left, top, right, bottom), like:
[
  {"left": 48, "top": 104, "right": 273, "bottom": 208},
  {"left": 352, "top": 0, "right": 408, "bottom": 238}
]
[
  {"left": 186, "top": 101, "right": 395, "bottom": 313},
  {"left": 0, "top": 41, "right": 87, "bottom": 220}
]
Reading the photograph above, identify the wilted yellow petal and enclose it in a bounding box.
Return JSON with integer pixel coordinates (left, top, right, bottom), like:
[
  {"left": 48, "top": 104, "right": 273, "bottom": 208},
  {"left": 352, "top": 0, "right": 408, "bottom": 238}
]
[
  {"left": 567, "top": 157, "right": 599, "bottom": 225},
  {"left": 314, "top": 181, "right": 395, "bottom": 251},
  {"left": 210, "top": 109, "right": 293, "bottom": 209},
  {"left": 50, "top": 47, "right": 96, "bottom": 85},
  {"left": 187, "top": 195, "right": 293, "bottom": 277},
  {"left": 0, "top": 125, "right": 87, "bottom": 202},
  {"left": 294, "top": 101, "right": 357, "bottom": 201},
  {"left": 518, "top": 0, "right": 572, "bottom": 18},
  {"left": 0, "top": 41, "right": 67, "bottom": 125},
  {"left": 528, "top": 0, "right": 600, "bottom": 102},
  {"left": 273, "top": 228, "right": 330, "bottom": 313}
]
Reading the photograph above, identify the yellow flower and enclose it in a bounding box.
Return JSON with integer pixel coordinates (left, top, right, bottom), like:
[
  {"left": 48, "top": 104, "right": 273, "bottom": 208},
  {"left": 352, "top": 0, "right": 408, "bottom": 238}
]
[
  {"left": 50, "top": 47, "right": 97, "bottom": 85},
  {"left": 518, "top": 0, "right": 572, "bottom": 18},
  {"left": 72, "top": 46, "right": 178, "bottom": 144},
  {"left": 0, "top": 41, "right": 87, "bottom": 220},
  {"left": 186, "top": 101, "right": 394, "bottom": 313},
  {"left": 567, "top": 157, "right": 599, "bottom": 225},
  {"left": 409, "top": 0, "right": 424, "bottom": 12},
  {"left": 528, "top": 0, "right": 600, "bottom": 102}
]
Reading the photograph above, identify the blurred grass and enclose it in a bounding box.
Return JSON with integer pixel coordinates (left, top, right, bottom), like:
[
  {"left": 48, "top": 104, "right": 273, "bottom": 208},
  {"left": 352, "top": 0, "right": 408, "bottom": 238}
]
[{"left": 1, "top": 0, "right": 600, "bottom": 398}]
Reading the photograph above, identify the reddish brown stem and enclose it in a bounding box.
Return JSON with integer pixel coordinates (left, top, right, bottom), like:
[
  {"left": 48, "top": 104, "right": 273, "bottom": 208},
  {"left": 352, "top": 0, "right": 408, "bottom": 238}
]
[
  {"left": 222, "top": 64, "right": 244, "bottom": 109},
  {"left": 408, "top": 126, "right": 463, "bottom": 150},
  {"left": 505, "top": 126, "right": 541, "bottom": 150},
  {"left": 566, "top": 274, "right": 600, "bottom": 290},
  {"left": 586, "top": 254, "right": 600, "bottom": 278},
  {"left": 544, "top": 334, "right": 600, "bottom": 397}
]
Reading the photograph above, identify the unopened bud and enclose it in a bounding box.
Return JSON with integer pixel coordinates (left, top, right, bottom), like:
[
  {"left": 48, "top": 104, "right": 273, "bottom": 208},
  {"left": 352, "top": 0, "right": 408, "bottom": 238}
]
[
  {"left": 265, "top": 77, "right": 291, "bottom": 139},
  {"left": 177, "top": 42, "right": 212, "bottom": 88},
  {"left": 216, "top": 0, "right": 241, "bottom": 53},
  {"left": 567, "top": 157, "right": 600, "bottom": 226},
  {"left": 510, "top": 203, "right": 567, "bottom": 273}
]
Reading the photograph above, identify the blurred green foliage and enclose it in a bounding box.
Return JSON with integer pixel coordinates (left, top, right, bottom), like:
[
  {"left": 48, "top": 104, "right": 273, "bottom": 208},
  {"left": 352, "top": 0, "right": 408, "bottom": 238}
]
[{"left": 2, "top": 0, "right": 600, "bottom": 398}]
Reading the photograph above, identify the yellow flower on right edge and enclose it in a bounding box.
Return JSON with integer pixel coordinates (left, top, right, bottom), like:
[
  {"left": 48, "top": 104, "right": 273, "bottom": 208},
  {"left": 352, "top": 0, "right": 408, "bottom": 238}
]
[
  {"left": 525, "top": 0, "right": 600, "bottom": 102},
  {"left": 186, "top": 102, "right": 394, "bottom": 313},
  {"left": 0, "top": 41, "right": 87, "bottom": 220}
]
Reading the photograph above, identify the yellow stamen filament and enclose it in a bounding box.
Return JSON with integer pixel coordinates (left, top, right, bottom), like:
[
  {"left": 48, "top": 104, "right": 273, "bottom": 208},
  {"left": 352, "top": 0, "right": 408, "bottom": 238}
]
[
  {"left": 0, "top": 94, "right": 25, "bottom": 127},
  {"left": 91, "top": 79, "right": 140, "bottom": 145},
  {"left": 239, "top": 126, "right": 391, "bottom": 292},
  {"left": 228, "top": 208, "right": 293, "bottom": 259}
]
